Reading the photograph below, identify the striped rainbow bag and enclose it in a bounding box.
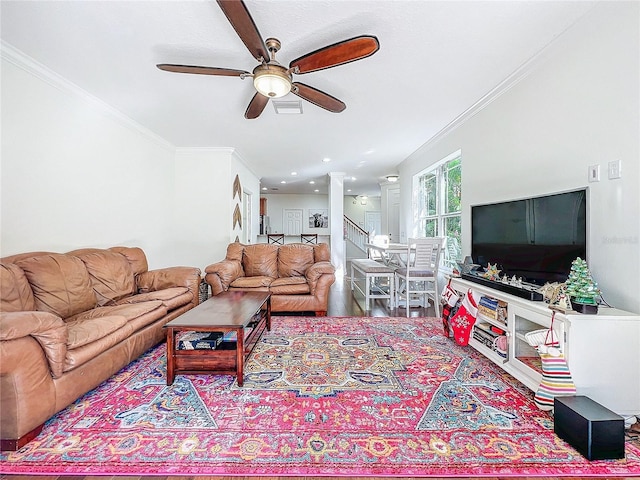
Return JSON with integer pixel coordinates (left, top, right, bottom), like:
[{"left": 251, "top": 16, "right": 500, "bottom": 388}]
[{"left": 533, "top": 312, "right": 576, "bottom": 411}]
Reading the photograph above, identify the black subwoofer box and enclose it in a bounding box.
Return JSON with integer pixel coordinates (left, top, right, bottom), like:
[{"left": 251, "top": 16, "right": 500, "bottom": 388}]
[{"left": 554, "top": 395, "right": 625, "bottom": 460}]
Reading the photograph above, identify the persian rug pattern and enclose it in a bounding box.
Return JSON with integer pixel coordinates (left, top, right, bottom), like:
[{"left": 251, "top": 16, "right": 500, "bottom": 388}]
[
  {"left": 242, "top": 332, "right": 411, "bottom": 397},
  {"left": 2, "top": 316, "right": 639, "bottom": 477}
]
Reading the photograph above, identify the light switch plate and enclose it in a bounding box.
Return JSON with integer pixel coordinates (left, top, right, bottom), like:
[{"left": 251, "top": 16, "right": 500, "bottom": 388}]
[
  {"left": 608, "top": 160, "right": 622, "bottom": 179},
  {"left": 588, "top": 165, "right": 600, "bottom": 182}
]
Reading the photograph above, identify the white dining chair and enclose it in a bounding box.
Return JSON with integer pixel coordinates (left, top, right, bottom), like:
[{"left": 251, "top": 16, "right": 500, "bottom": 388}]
[{"left": 395, "top": 237, "right": 445, "bottom": 317}]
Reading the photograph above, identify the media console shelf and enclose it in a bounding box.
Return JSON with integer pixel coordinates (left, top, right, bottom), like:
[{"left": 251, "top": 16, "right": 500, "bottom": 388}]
[{"left": 450, "top": 277, "right": 640, "bottom": 419}]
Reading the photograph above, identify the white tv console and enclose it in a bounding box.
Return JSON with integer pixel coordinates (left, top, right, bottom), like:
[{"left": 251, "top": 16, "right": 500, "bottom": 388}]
[{"left": 450, "top": 277, "right": 640, "bottom": 419}]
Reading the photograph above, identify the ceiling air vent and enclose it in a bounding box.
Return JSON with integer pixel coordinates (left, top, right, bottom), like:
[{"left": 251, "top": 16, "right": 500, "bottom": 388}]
[{"left": 273, "top": 100, "right": 303, "bottom": 115}]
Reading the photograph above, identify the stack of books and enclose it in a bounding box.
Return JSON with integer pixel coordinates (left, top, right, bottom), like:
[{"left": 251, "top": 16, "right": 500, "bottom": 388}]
[
  {"left": 177, "top": 331, "right": 224, "bottom": 350},
  {"left": 477, "top": 295, "right": 508, "bottom": 325}
]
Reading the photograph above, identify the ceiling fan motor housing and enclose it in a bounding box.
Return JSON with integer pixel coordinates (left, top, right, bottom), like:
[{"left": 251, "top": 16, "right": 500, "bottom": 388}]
[{"left": 253, "top": 63, "right": 292, "bottom": 98}]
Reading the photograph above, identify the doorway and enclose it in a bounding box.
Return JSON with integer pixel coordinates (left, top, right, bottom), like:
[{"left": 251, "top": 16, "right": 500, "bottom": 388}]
[
  {"left": 387, "top": 187, "right": 400, "bottom": 242},
  {"left": 364, "top": 211, "right": 381, "bottom": 238},
  {"left": 242, "top": 191, "right": 252, "bottom": 243}
]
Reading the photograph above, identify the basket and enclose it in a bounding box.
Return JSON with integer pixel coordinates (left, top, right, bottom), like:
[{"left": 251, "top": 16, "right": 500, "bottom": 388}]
[{"left": 524, "top": 328, "right": 559, "bottom": 347}]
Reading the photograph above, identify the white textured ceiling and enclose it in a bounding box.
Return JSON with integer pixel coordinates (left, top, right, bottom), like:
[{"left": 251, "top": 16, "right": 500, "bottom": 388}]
[{"left": 1, "top": 0, "right": 595, "bottom": 196}]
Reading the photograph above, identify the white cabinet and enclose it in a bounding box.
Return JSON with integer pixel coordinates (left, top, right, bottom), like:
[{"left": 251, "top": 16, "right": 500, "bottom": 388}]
[{"left": 450, "top": 277, "right": 640, "bottom": 418}]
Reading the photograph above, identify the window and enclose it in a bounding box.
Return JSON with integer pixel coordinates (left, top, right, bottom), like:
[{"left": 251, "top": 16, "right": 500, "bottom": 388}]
[{"left": 415, "top": 152, "right": 462, "bottom": 269}]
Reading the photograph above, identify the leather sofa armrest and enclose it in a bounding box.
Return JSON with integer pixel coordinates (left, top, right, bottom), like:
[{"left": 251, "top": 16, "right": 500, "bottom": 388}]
[
  {"left": 136, "top": 266, "right": 201, "bottom": 307},
  {"left": 305, "top": 261, "right": 336, "bottom": 295},
  {"left": 204, "top": 260, "right": 244, "bottom": 295},
  {"left": 305, "top": 261, "right": 336, "bottom": 282},
  {"left": 0, "top": 311, "right": 67, "bottom": 379}
]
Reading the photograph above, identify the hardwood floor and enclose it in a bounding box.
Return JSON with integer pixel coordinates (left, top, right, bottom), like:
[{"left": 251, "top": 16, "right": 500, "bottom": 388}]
[{"left": 2, "top": 273, "right": 638, "bottom": 480}]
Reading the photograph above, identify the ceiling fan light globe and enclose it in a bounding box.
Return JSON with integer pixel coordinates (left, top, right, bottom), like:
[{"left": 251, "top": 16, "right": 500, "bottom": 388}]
[{"left": 253, "top": 68, "right": 291, "bottom": 98}]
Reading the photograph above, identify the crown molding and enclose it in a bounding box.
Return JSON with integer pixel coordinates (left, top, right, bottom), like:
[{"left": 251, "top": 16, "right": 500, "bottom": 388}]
[
  {"left": 174, "top": 147, "right": 235, "bottom": 155},
  {"left": 173, "top": 147, "right": 260, "bottom": 180},
  {"left": 1, "top": 40, "right": 174, "bottom": 152}
]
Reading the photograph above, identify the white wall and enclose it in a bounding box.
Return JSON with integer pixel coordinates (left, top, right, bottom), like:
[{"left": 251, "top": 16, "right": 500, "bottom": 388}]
[
  {"left": 1, "top": 48, "right": 176, "bottom": 268},
  {"left": 398, "top": 2, "right": 639, "bottom": 313},
  {"left": 172, "top": 148, "right": 230, "bottom": 270},
  {"left": 171, "top": 149, "right": 260, "bottom": 271},
  {"left": 1, "top": 46, "right": 260, "bottom": 272}
]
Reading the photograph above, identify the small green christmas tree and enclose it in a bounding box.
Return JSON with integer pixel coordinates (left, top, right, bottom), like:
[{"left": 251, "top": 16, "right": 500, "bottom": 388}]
[{"left": 564, "top": 257, "right": 600, "bottom": 305}]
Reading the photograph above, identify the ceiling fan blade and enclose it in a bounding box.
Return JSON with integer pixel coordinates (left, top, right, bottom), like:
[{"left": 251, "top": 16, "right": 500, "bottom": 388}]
[
  {"left": 245, "top": 92, "right": 270, "bottom": 119},
  {"left": 292, "top": 82, "right": 346, "bottom": 113},
  {"left": 289, "top": 35, "right": 379, "bottom": 74},
  {"left": 217, "top": 0, "right": 269, "bottom": 62},
  {"left": 157, "top": 64, "right": 249, "bottom": 77}
]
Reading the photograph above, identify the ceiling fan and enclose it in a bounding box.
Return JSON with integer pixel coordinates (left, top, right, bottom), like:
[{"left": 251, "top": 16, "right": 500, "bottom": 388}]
[{"left": 157, "top": 0, "right": 380, "bottom": 119}]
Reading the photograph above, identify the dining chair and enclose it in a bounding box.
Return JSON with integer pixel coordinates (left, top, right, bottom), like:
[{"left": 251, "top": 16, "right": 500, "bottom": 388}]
[
  {"left": 394, "top": 237, "right": 445, "bottom": 317},
  {"left": 267, "top": 233, "right": 285, "bottom": 245},
  {"left": 300, "top": 233, "right": 318, "bottom": 244}
]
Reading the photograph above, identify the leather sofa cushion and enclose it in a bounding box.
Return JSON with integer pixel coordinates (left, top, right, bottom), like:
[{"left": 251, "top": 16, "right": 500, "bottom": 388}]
[
  {"left": 117, "top": 287, "right": 191, "bottom": 310},
  {"left": 313, "top": 243, "right": 331, "bottom": 262},
  {"left": 64, "top": 321, "right": 135, "bottom": 372},
  {"left": 65, "top": 301, "right": 166, "bottom": 333},
  {"left": 225, "top": 242, "right": 244, "bottom": 262},
  {"left": 270, "top": 276, "right": 310, "bottom": 295},
  {"left": 66, "top": 315, "right": 128, "bottom": 349},
  {"left": 108, "top": 246, "right": 148, "bottom": 275},
  {"left": 76, "top": 251, "right": 135, "bottom": 306},
  {"left": 270, "top": 276, "right": 307, "bottom": 287},
  {"left": 278, "top": 244, "right": 315, "bottom": 277},
  {"left": 231, "top": 276, "right": 274, "bottom": 288},
  {"left": 16, "top": 254, "right": 96, "bottom": 319},
  {"left": 0, "top": 263, "right": 36, "bottom": 312},
  {"left": 242, "top": 244, "right": 278, "bottom": 278}
]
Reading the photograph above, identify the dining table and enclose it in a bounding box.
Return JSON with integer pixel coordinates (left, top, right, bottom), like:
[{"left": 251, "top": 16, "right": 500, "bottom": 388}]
[{"left": 364, "top": 242, "right": 409, "bottom": 267}]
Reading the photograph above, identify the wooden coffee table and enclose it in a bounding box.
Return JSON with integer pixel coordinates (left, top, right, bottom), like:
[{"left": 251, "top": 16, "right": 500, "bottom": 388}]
[{"left": 164, "top": 290, "right": 271, "bottom": 386}]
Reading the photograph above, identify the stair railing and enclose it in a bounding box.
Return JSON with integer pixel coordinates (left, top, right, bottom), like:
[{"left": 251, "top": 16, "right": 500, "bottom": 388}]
[{"left": 344, "top": 215, "right": 369, "bottom": 254}]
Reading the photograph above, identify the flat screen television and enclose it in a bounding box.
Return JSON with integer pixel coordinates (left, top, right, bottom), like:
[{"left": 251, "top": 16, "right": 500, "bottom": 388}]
[{"left": 470, "top": 189, "right": 587, "bottom": 286}]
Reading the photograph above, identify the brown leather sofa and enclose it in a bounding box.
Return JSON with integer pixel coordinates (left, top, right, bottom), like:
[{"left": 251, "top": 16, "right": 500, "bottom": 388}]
[
  {"left": 0, "top": 246, "right": 201, "bottom": 451},
  {"left": 205, "top": 242, "right": 335, "bottom": 315}
]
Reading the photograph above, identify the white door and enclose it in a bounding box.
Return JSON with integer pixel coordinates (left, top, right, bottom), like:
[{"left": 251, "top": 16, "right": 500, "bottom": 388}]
[
  {"left": 283, "top": 209, "right": 303, "bottom": 235},
  {"left": 364, "top": 211, "right": 381, "bottom": 238},
  {"left": 387, "top": 187, "right": 400, "bottom": 242}
]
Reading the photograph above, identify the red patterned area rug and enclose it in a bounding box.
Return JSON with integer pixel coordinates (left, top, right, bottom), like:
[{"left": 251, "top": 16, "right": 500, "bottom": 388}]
[{"left": 2, "top": 316, "right": 640, "bottom": 477}]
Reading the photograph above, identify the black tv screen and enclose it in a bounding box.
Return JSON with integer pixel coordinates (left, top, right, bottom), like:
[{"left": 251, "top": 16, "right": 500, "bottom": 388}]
[{"left": 471, "top": 189, "right": 587, "bottom": 285}]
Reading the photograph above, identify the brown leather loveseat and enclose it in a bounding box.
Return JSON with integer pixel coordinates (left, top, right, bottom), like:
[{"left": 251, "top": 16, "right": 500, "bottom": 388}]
[
  {"left": 0, "top": 246, "right": 201, "bottom": 451},
  {"left": 205, "top": 242, "right": 335, "bottom": 315}
]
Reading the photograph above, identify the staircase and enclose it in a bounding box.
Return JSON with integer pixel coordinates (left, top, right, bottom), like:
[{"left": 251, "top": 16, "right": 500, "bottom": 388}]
[{"left": 344, "top": 215, "right": 368, "bottom": 255}]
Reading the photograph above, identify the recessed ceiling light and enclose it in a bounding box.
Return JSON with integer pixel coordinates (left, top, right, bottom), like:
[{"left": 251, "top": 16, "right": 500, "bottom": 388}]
[
  {"left": 314, "top": 189, "right": 319, "bottom": 192},
  {"left": 309, "top": 180, "right": 315, "bottom": 184},
  {"left": 280, "top": 180, "right": 286, "bottom": 184},
  {"left": 351, "top": 177, "right": 357, "bottom": 181},
  {"left": 347, "top": 189, "right": 352, "bottom": 192},
  {"left": 386, "top": 175, "right": 399, "bottom": 182},
  {"left": 261, "top": 187, "right": 267, "bottom": 191},
  {"left": 291, "top": 172, "right": 297, "bottom": 176}
]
